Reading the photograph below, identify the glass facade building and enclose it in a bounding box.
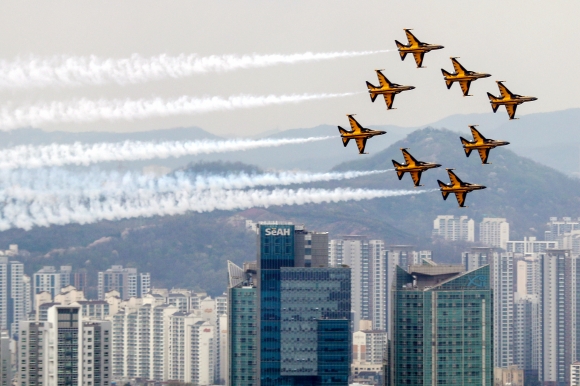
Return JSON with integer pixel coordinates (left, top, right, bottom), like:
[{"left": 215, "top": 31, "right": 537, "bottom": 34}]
[
  {"left": 229, "top": 223, "right": 350, "bottom": 386},
  {"left": 390, "top": 264, "right": 493, "bottom": 386}
]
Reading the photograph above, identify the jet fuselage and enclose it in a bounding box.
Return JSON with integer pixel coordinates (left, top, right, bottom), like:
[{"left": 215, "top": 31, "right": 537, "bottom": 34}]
[
  {"left": 395, "top": 162, "right": 441, "bottom": 173},
  {"left": 490, "top": 95, "right": 537, "bottom": 106},
  {"left": 439, "top": 183, "right": 486, "bottom": 194},
  {"left": 443, "top": 72, "right": 491, "bottom": 82},
  {"left": 463, "top": 139, "right": 510, "bottom": 151},
  {"left": 369, "top": 85, "right": 415, "bottom": 95},
  {"left": 340, "top": 129, "right": 386, "bottom": 140},
  {"left": 398, "top": 44, "right": 444, "bottom": 54}
]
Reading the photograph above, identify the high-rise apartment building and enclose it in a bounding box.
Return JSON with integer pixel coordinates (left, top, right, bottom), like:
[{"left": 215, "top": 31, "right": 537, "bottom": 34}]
[
  {"left": 19, "top": 305, "right": 112, "bottom": 386},
  {"left": 432, "top": 215, "right": 474, "bottom": 242},
  {"left": 97, "top": 265, "right": 150, "bottom": 300},
  {"left": 506, "top": 237, "right": 558, "bottom": 254},
  {"left": 33, "top": 266, "right": 74, "bottom": 302},
  {"left": 0, "top": 256, "right": 25, "bottom": 337},
  {"left": 329, "top": 236, "right": 386, "bottom": 330},
  {"left": 228, "top": 223, "right": 351, "bottom": 386},
  {"left": 479, "top": 217, "right": 510, "bottom": 249},
  {"left": 545, "top": 217, "right": 580, "bottom": 241},
  {"left": 0, "top": 330, "right": 10, "bottom": 386},
  {"left": 351, "top": 329, "right": 387, "bottom": 384},
  {"left": 390, "top": 263, "right": 493, "bottom": 386}
]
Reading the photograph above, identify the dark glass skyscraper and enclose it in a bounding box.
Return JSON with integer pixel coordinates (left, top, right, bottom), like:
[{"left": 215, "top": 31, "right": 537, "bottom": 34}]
[
  {"left": 390, "top": 263, "right": 493, "bottom": 386},
  {"left": 228, "top": 222, "right": 350, "bottom": 386}
]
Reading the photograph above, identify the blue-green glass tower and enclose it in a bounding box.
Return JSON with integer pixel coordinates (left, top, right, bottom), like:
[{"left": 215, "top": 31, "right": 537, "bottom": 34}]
[
  {"left": 249, "top": 223, "right": 351, "bottom": 386},
  {"left": 390, "top": 264, "right": 493, "bottom": 386}
]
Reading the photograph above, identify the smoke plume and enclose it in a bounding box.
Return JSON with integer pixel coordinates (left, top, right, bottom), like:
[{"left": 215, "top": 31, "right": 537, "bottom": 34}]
[
  {"left": 0, "top": 136, "right": 334, "bottom": 169},
  {"left": 0, "top": 51, "right": 388, "bottom": 89},
  {"left": 0, "top": 168, "right": 391, "bottom": 192},
  {"left": 0, "top": 92, "right": 356, "bottom": 129},
  {"left": 0, "top": 186, "right": 430, "bottom": 230}
]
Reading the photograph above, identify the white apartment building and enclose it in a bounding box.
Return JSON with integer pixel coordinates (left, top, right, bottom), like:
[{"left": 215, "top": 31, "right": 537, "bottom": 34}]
[
  {"left": 0, "top": 330, "right": 10, "bottom": 386},
  {"left": 167, "top": 312, "right": 215, "bottom": 385},
  {"left": 351, "top": 329, "right": 387, "bottom": 384},
  {"left": 369, "top": 240, "right": 387, "bottom": 331},
  {"left": 572, "top": 362, "right": 580, "bottom": 386},
  {"left": 0, "top": 257, "right": 25, "bottom": 336},
  {"left": 479, "top": 217, "right": 510, "bottom": 249},
  {"left": 97, "top": 265, "right": 150, "bottom": 300},
  {"left": 505, "top": 237, "right": 557, "bottom": 253},
  {"left": 19, "top": 305, "right": 112, "bottom": 386},
  {"left": 432, "top": 215, "right": 474, "bottom": 242},
  {"left": 545, "top": 217, "right": 580, "bottom": 241}
]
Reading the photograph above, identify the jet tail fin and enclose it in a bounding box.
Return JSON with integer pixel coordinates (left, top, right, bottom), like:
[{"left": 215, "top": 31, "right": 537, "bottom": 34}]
[
  {"left": 460, "top": 137, "right": 472, "bottom": 156},
  {"left": 366, "top": 81, "right": 379, "bottom": 102},
  {"left": 437, "top": 180, "right": 450, "bottom": 200},
  {"left": 441, "top": 69, "right": 453, "bottom": 89},
  {"left": 392, "top": 160, "right": 405, "bottom": 180},
  {"left": 487, "top": 93, "right": 500, "bottom": 112},
  {"left": 395, "top": 41, "right": 407, "bottom": 60},
  {"left": 338, "top": 126, "right": 350, "bottom": 147}
]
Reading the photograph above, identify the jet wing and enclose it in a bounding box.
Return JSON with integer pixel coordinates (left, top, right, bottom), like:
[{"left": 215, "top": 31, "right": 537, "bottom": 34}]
[
  {"left": 405, "top": 29, "right": 420, "bottom": 46},
  {"left": 477, "top": 148, "right": 491, "bottom": 164},
  {"left": 505, "top": 104, "right": 518, "bottom": 119},
  {"left": 454, "top": 192, "right": 468, "bottom": 207},
  {"left": 451, "top": 58, "right": 467, "bottom": 75},
  {"left": 401, "top": 149, "right": 417, "bottom": 166},
  {"left": 459, "top": 81, "right": 472, "bottom": 96},
  {"left": 376, "top": 71, "right": 393, "bottom": 89},
  {"left": 469, "top": 126, "right": 486, "bottom": 142},
  {"left": 410, "top": 171, "right": 423, "bottom": 186},
  {"left": 356, "top": 138, "right": 367, "bottom": 154},
  {"left": 497, "top": 82, "right": 514, "bottom": 99},
  {"left": 383, "top": 94, "right": 395, "bottom": 110},
  {"left": 348, "top": 115, "right": 364, "bottom": 132},
  {"left": 447, "top": 169, "right": 465, "bottom": 187},
  {"left": 413, "top": 52, "right": 425, "bottom": 68}
]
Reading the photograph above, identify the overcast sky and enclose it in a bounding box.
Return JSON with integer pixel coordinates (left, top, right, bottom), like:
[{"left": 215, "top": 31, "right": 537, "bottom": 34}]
[{"left": 0, "top": 1, "right": 576, "bottom": 136}]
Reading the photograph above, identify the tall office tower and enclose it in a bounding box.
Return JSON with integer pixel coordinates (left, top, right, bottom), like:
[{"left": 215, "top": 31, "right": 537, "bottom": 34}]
[
  {"left": 294, "top": 229, "right": 329, "bottom": 268},
  {"left": 19, "top": 305, "right": 112, "bottom": 386},
  {"left": 385, "top": 245, "right": 429, "bottom": 335},
  {"left": 506, "top": 236, "right": 558, "bottom": 253},
  {"left": 112, "top": 303, "right": 178, "bottom": 381},
  {"left": 97, "top": 265, "right": 151, "bottom": 300},
  {"left": 545, "top": 217, "right": 580, "bottom": 241},
  {"left": 463, "top": 247, "right": 514, "bottom": 368},
  {"left": 329, "top": 235, "right": 368, "bottom": 328},
  {"left": 390, "top": 263, "right": 493, "bottom": 386},
  {"left": 250, "top": 223, "right": 350, "bottom": 386},
  {"left": 0, "top": 330, "right": 10, "bottom": 386},
  {"left": 479, "top": 217, "right": 510, "bottom": 249},
  {"left": 0, "top": 257, "right": 25, "bottom": 337},
  {"left": 227, "top": 260, "right": 258, "bottom": 386},
  {"left": 432, "top": 215, "right": 475, "bottom": 242}
]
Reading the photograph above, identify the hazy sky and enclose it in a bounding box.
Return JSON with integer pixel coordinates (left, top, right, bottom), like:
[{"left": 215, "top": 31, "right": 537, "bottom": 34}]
[{"left": 0, "top": 1, "right": 576, "bottom": 136}]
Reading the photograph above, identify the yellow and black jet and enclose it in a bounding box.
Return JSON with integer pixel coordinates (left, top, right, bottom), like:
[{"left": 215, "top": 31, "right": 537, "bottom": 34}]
[
  {"left": 338, "top": 114, "right": 386, "bottom": 155},
  {"left": 392, "top": 148, "right": 441, "bottom": 187},
  {"left": 441, "top": 57, "right": 491, "bottom": 96},
  {"left": 460, "top": 125, "right": 510, "bottom": 164},
  {"left": 395, "top": 29, "right": 444, "bottom": 68},
  {"left": 366, "top": 70, "right": 415, "bottom": 110},
  {"left": 437, "top": 169, "right": 486, "bottom": 208},
  {"left": 487, "top": 81, "right": 537, "bottom": 119}
]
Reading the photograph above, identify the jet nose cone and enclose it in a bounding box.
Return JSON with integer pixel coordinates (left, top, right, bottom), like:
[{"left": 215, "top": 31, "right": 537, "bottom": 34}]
[
  {"left": 505, "top": 142, "right": 511, "bottom": 145},
  {"left": 435, "top": 164, "right": 442, "bottom": 168},
  {"left": 532, "top": 97, "right": 538, "bottom": 101},
  {"left": 481, "top": 186, "right": 487, "bottom": 190},
  {"left": 483, "top": 74, "right": 492, "bottom": 78},
  {"left": 409, "top": 86, "right": 416, "bottom": 90}
]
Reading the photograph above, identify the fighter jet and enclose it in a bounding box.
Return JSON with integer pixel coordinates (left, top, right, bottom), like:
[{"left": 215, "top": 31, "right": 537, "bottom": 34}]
[
  {"left": 437, "top": 169, "right": 486, "bottom": 208},
  {"left": 338, "top": 114, "right": 386, "bottom": 155},
  {"left": 392, "top": 148, "right": 441, "bottom": 187},
  {"left": 395, "top": 29, "right": 444, "bottom": 68},
  {"left": 487, "top": 81, "right": 537, "bottom": 119},
  {"left": 460, "top": 125, "right": 510, "bottom": 164},
  {"left": 441, "top": 57, "right": 491, "bottom": 96},
  {"left": 366, "top": 70, "right": 415, "bottom": 110}
]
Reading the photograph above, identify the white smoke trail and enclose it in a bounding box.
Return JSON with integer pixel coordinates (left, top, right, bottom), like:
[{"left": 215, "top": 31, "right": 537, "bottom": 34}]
[
  {"left": 0, "top": 186, "right": 431, "bottom": 230},
  {"left": 0, "top": 136, "right": 333, "bottom": 169},
  {"left": 0, "top": 50, "right": 389, "bottom": 89},
  {"left": 0, "top": 168, "right": 391, "bottom": 193},
  {"left": 0, "top": 92, "right": 356, "bottom": 130}
]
